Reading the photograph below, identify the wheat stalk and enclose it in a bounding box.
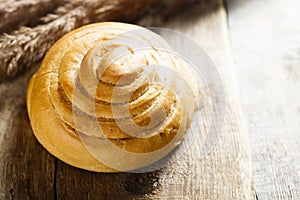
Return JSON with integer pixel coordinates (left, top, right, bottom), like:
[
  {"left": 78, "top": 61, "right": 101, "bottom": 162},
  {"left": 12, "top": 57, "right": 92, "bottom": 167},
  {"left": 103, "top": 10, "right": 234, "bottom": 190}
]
[
  {"left": 0, "top": 0, "right": 199, "bottom": 81},
  {"left": 0, "top": 0, "right": 67, "bottom": 33}
]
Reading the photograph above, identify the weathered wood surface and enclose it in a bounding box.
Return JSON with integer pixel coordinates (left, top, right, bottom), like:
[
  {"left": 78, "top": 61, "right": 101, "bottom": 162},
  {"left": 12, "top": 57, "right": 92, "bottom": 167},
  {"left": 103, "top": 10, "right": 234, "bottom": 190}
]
[
  {"left": 227, "top": 0, "right": 300, "bottom": 199},
  {"left": 0, "top": 64, "right": 55, "bottom": 199},
  {"left": 0, "top": 0, "right": 254, "bottom": 199}
]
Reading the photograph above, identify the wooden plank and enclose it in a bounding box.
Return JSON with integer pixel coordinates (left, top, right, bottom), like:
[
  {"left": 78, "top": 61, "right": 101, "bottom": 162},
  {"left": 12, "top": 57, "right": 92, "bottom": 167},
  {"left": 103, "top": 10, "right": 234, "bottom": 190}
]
[
  {"left": 55, "top": 0, "right": 254, "bottom": 199},
  {"left": 0, "top": 64, "right": 56, "bottom": 199},
  {"left": 146, "top": 0, "right": 254, "bottom": 198},
  {"left": 226, "top": 0, "right": 300, "bottom": 199}
]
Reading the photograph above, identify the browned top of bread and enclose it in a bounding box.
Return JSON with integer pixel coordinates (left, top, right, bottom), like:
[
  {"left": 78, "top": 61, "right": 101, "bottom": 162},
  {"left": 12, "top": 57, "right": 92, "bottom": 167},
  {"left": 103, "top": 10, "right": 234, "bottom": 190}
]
[{"left": 27, "top": 22, "right": 198, "bottom": 172}]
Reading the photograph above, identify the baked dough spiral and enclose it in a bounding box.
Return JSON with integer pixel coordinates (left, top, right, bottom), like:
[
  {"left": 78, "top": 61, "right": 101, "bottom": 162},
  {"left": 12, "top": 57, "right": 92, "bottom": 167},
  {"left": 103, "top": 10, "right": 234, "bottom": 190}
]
[{"left": 27, "top": 22, "right": 199, "bottom": 172}]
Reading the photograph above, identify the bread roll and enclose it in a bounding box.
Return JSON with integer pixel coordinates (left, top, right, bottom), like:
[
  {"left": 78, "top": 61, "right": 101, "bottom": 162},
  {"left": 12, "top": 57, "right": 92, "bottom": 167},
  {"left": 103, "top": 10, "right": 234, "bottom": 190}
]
[{"left": 27, "top": 22, "right": 199, "bottom": 172}]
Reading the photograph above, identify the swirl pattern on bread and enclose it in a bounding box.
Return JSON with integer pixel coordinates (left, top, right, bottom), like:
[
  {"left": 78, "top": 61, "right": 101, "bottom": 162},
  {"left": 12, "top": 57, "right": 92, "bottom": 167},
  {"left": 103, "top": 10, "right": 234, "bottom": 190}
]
[{"left": 27, "top": 22, "right": 198, "bottom": 172}]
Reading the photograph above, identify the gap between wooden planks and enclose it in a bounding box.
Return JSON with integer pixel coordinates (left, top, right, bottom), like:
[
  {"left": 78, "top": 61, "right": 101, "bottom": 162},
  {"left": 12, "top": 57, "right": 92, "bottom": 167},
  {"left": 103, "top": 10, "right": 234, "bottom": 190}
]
[{"left": 0, "top": 0, "right": 254, "bottom": 199}]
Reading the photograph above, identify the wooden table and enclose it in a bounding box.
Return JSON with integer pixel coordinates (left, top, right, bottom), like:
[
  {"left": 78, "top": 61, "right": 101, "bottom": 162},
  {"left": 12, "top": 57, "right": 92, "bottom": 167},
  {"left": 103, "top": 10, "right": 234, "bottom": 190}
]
[
  {"left": 227, "top": 0, "right": 300, "bottom": 199},
  {"left": 0, "top": 0, "right": 298, "bottom": 199}
]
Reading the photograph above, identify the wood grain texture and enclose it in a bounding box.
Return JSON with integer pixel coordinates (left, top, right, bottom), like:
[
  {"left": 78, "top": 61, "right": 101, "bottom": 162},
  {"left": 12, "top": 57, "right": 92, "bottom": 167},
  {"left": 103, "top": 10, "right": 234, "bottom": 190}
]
[
  {"left": 141, "top": 0, "right": 254, "bottom": 198},
  {"left": 226, "top": 0, "right": 300, "bottom": 199},
  {"left": 0, "top": 0, "right": 254, "bottom": 199},
  {"left": 0, "top": 64, "right": 56, "bottom": 199}
]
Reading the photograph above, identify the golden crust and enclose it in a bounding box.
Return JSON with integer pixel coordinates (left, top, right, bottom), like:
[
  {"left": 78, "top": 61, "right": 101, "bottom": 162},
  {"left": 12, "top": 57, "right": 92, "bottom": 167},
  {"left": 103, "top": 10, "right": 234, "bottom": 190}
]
[{"left": 27, "top": 22, "right": 198, "bottom": 172}]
